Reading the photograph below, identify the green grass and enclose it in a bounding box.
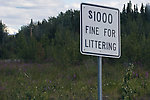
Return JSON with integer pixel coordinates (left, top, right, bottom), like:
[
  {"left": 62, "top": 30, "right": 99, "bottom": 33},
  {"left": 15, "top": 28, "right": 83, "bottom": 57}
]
[{"left": 0, "top": 60, "right": 150, "bottom": 100}]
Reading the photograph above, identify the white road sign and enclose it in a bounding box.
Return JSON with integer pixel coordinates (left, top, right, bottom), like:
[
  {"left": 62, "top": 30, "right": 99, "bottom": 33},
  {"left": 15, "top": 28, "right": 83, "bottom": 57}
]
[{"left": 80, "top": 3, "right": 121, "bottom": 58}]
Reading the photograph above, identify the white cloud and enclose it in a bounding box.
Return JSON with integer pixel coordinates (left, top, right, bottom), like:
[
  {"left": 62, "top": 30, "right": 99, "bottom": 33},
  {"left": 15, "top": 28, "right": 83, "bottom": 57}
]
[
  {"left": 0, "top": 0, "right": 64, "bottom": 31},
  {"left": 0, "top": 0, "right": 150, "bottom": 31},
  {"left": 64, "top": 3, "right": 80, "bottom": 9},
  {"left": 5, "top": 27, "right": 18, "bottom": 35}
]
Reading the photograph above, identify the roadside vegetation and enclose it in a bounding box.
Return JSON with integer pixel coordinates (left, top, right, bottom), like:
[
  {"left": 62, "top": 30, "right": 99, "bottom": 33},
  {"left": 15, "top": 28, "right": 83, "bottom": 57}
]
[{"left": 0, "top": 1, "right": 150, "bottom": 100}]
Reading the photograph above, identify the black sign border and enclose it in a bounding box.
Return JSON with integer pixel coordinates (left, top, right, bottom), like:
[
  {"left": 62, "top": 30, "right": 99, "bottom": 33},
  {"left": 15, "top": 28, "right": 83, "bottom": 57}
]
[{"left": 80, "top": 3, "right": 121, "bottom": 58}]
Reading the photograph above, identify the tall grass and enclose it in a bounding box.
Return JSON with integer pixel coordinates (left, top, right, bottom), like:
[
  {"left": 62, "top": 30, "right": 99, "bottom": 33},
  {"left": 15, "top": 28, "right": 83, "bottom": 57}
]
[{"left": 0, "top": 61, "right": 150, "bottom": 100}]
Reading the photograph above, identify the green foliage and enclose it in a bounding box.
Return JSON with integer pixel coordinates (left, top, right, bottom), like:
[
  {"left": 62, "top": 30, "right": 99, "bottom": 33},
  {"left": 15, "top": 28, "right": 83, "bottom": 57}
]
[
  {"left": 0, "top": 1, "right": 150, "bottom": 66},
  {"left": 121, "top": 64, "right": 136, "bottom": 99},
  {"left": 50, "top": 29, "right": 81, "bottom": 65},
  {"left": 0, "top": 21, "right": 3, "bottom": 45},
  {"left": 1, "top": 61, "right": 150, "bottom": 99},
  {"left": 0, "top": 62, "right": 99, "bottom": 100},
  {"left": 121, "top": 64, "right": 149, "bottom": 100},
  {"left": 1, "top": 1, "right": 150, "bottom": 100},
  {"left": 0, "top": 10, "right": 82, "bottom": 64},
  {"left": 15, "top": 33, "right": 28, "bottom": 59}
]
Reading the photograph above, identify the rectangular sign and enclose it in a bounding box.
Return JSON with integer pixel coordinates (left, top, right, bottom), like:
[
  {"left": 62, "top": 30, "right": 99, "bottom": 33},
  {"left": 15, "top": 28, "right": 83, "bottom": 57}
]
[{"left": 80, "top": 3, "right": 121, "bottom": 58}]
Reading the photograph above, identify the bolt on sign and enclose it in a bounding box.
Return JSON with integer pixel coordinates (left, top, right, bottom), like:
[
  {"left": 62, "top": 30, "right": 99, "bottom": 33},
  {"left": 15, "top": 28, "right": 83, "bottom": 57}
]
[{"left": 80, "top": 3, "right": 121, "bottom": 58}]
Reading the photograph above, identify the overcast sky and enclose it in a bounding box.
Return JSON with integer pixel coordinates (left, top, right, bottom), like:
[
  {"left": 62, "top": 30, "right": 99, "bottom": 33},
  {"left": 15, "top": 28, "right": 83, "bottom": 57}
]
[{"left": 0, "top": 0, "right": 150, "bottom": 34}]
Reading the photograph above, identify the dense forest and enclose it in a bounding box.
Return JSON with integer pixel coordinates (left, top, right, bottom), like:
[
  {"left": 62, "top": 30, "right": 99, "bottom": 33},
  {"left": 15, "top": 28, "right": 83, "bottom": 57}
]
[{"left": 0, "top": 1, "right": 150, "bottom": 66}]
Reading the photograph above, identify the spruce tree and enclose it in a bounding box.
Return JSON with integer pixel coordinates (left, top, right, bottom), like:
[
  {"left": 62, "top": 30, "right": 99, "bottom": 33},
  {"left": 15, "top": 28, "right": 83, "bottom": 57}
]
[
  {"left": 0, "top": 20, "right": 3, "bottom": 45},
  {"left": 127, "top": 1, "right": 132, "bottom": 14},
  {"left": 140, "top": 3, "right": 144, "bottom": 14},
  {"left": 145, "top": 4, "right": 150, "bottom": 21}
]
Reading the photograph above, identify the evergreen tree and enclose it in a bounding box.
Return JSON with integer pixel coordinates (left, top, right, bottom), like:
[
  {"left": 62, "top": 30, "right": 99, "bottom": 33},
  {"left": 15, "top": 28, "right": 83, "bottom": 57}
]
[
  {"left": 127, "top": 1, "right": 132, "bottom": 14},
  {"left": 0, "top": 4, "right": 149, "bottom": 65},
  {"left": 140, "top": 3, "right": 144, "bottom": 14},
  {"left": 0, "top": 20, "right": 3, "bottom": 45},
  {"left": 145, "top": 4, "right": 150, "bottom": 21},
  {"left": 140, "top": 3, "right": 145, "bottom": 20},
  {"left": 30, "top": 19, "right": 34, "bottom": 37},
  {"left": 122, "top": 4, "right": 126, "bottom": 14},
  {"left": 133, "top": 4, "right": 138, "bottom": 19}
]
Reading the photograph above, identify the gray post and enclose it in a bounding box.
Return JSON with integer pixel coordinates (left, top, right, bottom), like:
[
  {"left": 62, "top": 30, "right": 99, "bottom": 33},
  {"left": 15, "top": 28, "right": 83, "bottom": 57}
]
[{"left": 98, "top": 56, "right": 102, "bottom": 100}]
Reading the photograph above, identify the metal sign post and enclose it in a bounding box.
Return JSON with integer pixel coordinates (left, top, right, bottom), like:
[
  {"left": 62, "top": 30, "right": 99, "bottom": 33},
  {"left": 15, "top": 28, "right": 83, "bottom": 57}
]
[
  {"left": 80, "top": 3, "right": 121, "bottom": 100},
  {"left": 98, "top": 56, "right": 102, "bottom": 100}
]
